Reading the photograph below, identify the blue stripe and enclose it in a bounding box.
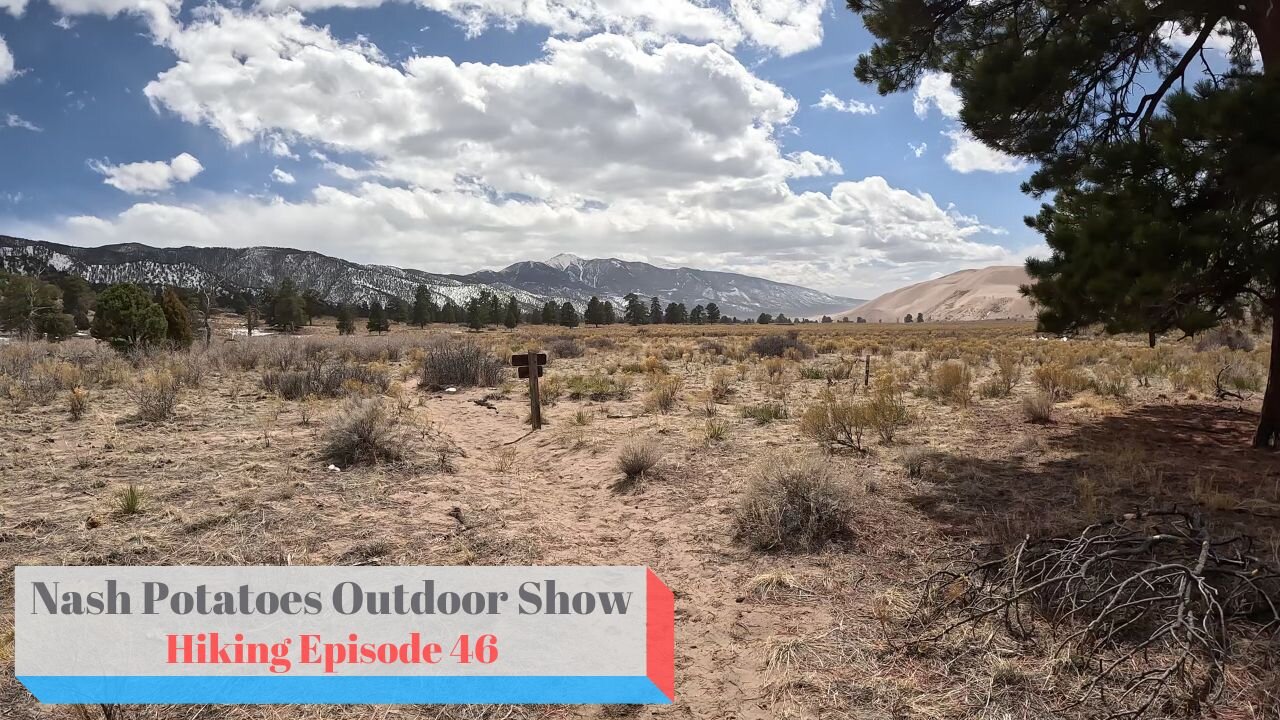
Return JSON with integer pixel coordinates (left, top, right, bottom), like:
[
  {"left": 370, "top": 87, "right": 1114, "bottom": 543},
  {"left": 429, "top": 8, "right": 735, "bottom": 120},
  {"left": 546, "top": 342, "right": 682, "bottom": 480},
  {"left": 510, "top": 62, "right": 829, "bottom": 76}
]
[{"left": 18, "top": 675, "right": 672, "bottom": 705}]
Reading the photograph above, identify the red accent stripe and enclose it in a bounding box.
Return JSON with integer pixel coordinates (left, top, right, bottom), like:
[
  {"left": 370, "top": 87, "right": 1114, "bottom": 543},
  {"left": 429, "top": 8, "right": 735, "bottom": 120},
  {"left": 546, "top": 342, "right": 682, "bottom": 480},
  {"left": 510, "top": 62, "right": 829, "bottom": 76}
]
[{"left": 645, "top": 568, "right": 675, "bottom": 702}]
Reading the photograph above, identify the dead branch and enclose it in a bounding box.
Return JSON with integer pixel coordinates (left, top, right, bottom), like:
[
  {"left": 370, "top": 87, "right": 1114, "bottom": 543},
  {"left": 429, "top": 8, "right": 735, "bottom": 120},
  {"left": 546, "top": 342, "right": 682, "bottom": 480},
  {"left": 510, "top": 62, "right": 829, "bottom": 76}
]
[{"left": 910, "top": 510, "right": 1280, "bottom": 719}]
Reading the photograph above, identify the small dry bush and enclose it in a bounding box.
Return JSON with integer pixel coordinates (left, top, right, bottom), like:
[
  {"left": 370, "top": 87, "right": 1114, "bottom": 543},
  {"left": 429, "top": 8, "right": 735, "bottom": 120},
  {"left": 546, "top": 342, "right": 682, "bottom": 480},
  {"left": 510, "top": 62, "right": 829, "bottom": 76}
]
[
  {"left": 322, "top": 397, "right": 406, "bottom": 466},
  {"left": 1090, "top": 363, "right": 1131, "bottom": 400},
  {"left": 130, "top": 369, "right": 179, "bottom": 421},
  {"left": 643, "top": 376, "right": 682, "bottom": 414},
  {"left": 615, "top": 438, "right": 662, "bottom": 489},
  {"left": 67, "top": 387, "right": 89, "bottom": 420},
  {"left": 799, "top": 390, "right": 868, "bottom": 451},
  {"left": 562, "top": 373, "right": 630, "bottom": 400},
  {"left": 1022, "top": 391, "right": 1055, "bottom": 423},
  {"left": 749, "top": 331, "right": 814, "bottom": 359},
  {"left": 418, "top": 337, "right": 505, "bottom": 390},
  {"left": 263, "top": 360, "right": 390, "bottom": 400},
  {"left": 866, "top": 373, "right": 911, "bottom": 443},
  {"left": 741, "top": 402, "right": 788, "bottom": 424},
  {"left": 930, "top": 360, "right": 973, "bottom": 406},
  {"left": 547, "top": 337, "right": 584, "bottom": 359},
  {"left": 990, "top": 348, "right": 1023, "bottom": 396},
  {"left": 704, "top": 418, "right": 729, "bottom": 443},
  {"left": 733, "top": 453, "right": 855, "bottom": 552},
  {"left": 708, "top": 369, "right": 735, "bottom": 402},
  {"left": 1033, "top": 362, "right": 1090, "bottom": 399},
  {"left": 1194, "top": 326, "right": 1255, "bottom": 352}
]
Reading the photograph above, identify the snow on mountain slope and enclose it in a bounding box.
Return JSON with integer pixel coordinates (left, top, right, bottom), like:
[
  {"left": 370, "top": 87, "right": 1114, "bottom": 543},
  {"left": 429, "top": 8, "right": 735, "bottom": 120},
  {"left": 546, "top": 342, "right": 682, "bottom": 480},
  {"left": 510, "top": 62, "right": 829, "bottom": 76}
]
[{"left": 0, "top": 236, "right": 860, "bottom": 318}]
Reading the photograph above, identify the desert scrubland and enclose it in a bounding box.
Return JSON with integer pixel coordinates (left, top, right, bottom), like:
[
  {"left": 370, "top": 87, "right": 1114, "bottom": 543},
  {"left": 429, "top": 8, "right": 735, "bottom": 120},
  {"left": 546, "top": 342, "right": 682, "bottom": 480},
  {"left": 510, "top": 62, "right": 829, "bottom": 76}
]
[{"left": 2, "top": 320, "right": 1278, "bottom": 720}]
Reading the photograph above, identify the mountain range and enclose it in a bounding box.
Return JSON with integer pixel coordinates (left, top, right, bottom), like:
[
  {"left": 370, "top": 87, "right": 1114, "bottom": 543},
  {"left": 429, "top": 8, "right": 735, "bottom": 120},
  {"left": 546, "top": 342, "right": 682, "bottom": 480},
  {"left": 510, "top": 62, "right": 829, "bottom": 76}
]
[{"left": 0, "top": 236, "right": 863, "bottom": 320}]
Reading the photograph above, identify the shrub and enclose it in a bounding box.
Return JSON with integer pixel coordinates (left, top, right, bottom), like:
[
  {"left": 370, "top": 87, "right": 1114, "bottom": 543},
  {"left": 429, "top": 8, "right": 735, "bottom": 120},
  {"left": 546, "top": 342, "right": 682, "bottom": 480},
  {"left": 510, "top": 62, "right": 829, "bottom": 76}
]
[
  {"left": 1091, "top": 364, "right": 1131, "bottom": 400},
  {"left": 562, "top": 373, "right": 631, "bottom": 400},
  {"left": 740, "top": 402, "right": 789, "bottom": 424},
  {"left": 130, "top": 369, "right": 179, "bottom": 421},
  {"left": 799, "top": 391, "right": 869, "bottom": 451},
  {"left": 263, "top": 360, "right": 390, "bottom": 400},
  {"left": 1194, "top": 326, "right": 1255, "bottom": 352},
  {"left": 930, "top": 361, "right": 972, "bottom": 406},
  {"left": 547, "top": 337, "right": 585, "bottom": 359},
  {"left": 418, "top": 338, "right": 505, "bottom": 390},
  {"left": 67, "top": 387, "right": 89, "bottom": 421},
  {"left": 866, "top": 375, "right": 911, "bottom": 443},
  {"left": 992, "top": 349, "right": 1023, "bottom": 395},
  {"left": 733, "top": 453, "right": 855, "bottom": 551},
  {"left": 322, "top": 397, "right": 405, "bottom": 466},
  {"left": 900, "top": 447, "right": 929, "bottom": 478},
  {"left": 708, "top": 369, "right": 735, "bottom": 402},
  {"left": 116, "top": 483, "right": 144, "bottom": 515},
  {"left": 643, "top": 376, "right": 682, "bottom": 414},
  {"left": 1022, "top": 391, "right": 1055, "bottom": 423},
  {"left": 749, "top": 331, "right": 815, "bottom": 359},
  {"left": 1033, "top": 363, "right": 1090, "bottom": 399},
  {"left": 704, "top": 418, "right": 729, "bottom": 443},
  {"left": 615, "top": 439, "right": 662, "bottom": 487}
]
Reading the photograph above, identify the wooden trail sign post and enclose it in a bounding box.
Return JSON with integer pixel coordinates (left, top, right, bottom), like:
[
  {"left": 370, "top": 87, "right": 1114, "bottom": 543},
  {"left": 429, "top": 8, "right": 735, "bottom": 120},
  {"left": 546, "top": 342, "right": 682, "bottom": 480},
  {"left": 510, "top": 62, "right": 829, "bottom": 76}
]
[{"left": 512, "top": 351, "right": 548, "bottom": 430}]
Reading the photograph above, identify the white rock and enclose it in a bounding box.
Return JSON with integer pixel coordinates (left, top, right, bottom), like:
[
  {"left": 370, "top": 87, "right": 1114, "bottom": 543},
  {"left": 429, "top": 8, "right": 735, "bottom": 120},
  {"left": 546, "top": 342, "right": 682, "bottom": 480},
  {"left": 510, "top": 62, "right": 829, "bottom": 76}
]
[
  {"left": 327, "top": 464, "right": 341, "bottom": 472},
  {"left": 445, "top": 387, "right": 458, "bottom": 393}
]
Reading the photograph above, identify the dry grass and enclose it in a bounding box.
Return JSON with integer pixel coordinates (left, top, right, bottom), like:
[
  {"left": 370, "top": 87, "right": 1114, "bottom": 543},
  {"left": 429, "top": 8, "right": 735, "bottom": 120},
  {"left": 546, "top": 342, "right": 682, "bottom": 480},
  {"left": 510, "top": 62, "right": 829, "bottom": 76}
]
[
  {"left": 733, "top": 453, "right": 856, "bottom": 552},
  {"left": 2, "top": 319, "right": 1277, "bottom": 720}
]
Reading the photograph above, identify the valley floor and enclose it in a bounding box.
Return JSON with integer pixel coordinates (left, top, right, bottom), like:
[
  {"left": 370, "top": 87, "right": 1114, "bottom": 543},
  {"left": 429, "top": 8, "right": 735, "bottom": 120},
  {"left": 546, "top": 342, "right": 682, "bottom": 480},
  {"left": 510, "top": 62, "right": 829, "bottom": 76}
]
[{"left": 2, "top": 321, "right": 1278, "bottom": 719}]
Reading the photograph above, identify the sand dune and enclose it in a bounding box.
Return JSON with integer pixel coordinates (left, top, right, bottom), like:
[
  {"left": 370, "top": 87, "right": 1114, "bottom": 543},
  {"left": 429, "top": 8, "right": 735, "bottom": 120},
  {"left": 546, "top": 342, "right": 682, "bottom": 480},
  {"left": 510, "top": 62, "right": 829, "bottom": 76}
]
[{"left": 839, "top": 265, "right": 1036, "bottom": 322}]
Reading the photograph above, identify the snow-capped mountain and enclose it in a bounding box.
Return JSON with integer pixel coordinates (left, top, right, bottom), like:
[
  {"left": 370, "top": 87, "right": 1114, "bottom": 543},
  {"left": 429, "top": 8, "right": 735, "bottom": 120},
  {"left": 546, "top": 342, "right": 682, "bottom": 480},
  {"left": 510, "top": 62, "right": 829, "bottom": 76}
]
[{"left": 0, "top": 236, "right": 862, "bottom": 318}]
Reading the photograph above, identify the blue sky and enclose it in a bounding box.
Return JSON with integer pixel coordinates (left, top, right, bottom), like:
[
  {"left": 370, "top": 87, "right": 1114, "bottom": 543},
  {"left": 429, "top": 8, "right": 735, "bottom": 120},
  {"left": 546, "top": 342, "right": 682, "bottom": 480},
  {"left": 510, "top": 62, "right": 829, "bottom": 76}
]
[{"left": 0, "top": 0, "right": 1046, "bottom": 297}]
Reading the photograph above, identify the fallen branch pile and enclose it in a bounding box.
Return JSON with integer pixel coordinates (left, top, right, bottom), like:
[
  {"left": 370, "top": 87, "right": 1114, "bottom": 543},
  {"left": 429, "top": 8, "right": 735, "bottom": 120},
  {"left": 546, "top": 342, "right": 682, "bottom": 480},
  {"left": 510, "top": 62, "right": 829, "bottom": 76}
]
[{"left": 914, "top": 510, "right": 1280, "bottom": 719}]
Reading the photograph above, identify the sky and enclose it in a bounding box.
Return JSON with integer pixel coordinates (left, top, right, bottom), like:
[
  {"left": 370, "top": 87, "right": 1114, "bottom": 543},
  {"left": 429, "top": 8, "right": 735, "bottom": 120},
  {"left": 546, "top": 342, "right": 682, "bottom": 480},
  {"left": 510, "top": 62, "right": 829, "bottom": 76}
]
[{"left": 0, "top": 0, "right": 1051, "bottom": 299}]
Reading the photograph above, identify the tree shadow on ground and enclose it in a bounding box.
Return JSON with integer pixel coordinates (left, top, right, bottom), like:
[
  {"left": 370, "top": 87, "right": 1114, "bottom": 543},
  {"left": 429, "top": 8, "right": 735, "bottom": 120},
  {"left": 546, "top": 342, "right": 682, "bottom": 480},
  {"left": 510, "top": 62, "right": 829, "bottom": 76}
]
[{"left": 907, "top": 403, "right": 1280, "bottom": 543}]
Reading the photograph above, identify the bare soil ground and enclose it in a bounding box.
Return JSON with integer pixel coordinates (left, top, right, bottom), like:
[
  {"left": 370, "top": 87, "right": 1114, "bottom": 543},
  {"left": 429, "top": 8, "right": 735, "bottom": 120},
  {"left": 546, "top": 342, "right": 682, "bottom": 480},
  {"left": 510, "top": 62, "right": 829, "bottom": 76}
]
[{"left": 2, "top": 320, "right": 1278, "bottom": 719}]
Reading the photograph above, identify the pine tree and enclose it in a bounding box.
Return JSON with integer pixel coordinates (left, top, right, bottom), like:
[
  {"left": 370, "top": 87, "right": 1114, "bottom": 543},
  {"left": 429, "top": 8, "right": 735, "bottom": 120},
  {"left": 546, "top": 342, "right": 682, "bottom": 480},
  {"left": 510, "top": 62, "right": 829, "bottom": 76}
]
[
  {"left": 90, "top": 283, "right": 167, "bottom": 352},
  {"left": 161, "top": 287, "right": 194, "bottom": 349},
  {"left": 757, "top": 313, "right": 772, "bottom": 325},
  {"left": 601, "top": 300, "right": 617, "bottom": 325},
  {"left": 689, "top": 305, "right": 704, "bottom": 324},
  {"left": 847, "top": 0, "right": 1280, "bottom": 446},
  {"left": 558, "top": 301, "right": 579, "bottom": 328},
  {"left": 272, "top": 279, "right": 307, "bottom": 332},
  {"left": 367, "top": 301, "right": 389, "bottom": 334},
  {"left": 585, "top": 296, "right": 602, "bottom": 326},
  {"left": 623, "top": 293, "right": 647, "bottom": 324},
  {"left": 336, "top": 304, "right": 356, "bottom": 335},
  {"left": 56, "top": 275, "right": 94, "bottom": 330},
  {"left": 440, "top": 299, "right": 461, "bottom": 324},
  {"left": 916, "top": 313, "right": 924, "bottom": 324},
  {"left": 302, "top": 289, "right": 324, "bottom": 325},
  {"left": 465, "top": 298, "right": 485, "bottom": 331},
  {"left": 705, "top": 302, "right": 720, "bottom": 324},
  {"left": 648, "top": 297, "right": 663, "bottom": 324},
  {"left": 411, "top": 285, "right": 437, "bottom": 327},
  {"left": 541, "top": 301, "right": 558, "bottom": 325},
  {"left": 775, "top": 314, "right": 790, "bottom": 324},
  {"left": 503, "top": 297, "right": 519, "bottom": 329}
]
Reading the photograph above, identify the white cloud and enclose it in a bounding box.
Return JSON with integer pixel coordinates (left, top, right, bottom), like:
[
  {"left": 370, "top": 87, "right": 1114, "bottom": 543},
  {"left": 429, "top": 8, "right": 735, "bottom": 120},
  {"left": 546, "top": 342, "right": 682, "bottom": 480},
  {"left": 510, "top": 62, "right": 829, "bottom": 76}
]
[
  {"left": 813, "top": 91, "right": 876, "bottom": 116},
  {"left": 257, "top": 0, "right": 745, "bottom": 50},
  {"left": 730, "top": 0, "right": 825, "bottom": 56},
  {"left": 5, "top": 113, "right": 41, "bottom": 131},
  {"left": 912, "top": 71, "right": 1024, "bottom": 174},
  {"left": 941, "top": 129, "right": 1025, "bottom": 174},
  {"left": 908, "top": 142, "right": 927, "bottom": 158},
  {"left": 40, "top": 7, "right": 1016, "bottom": 297},
  {"left": 271, "top": 167, "right": 297, "bottom": 184},
  {"left": 0, "top": 0, "right": 27, "bottom": 16},
  {"left": 88, "top": 152, "right": 204, "bottom": 194},
  {"left": 0, "top": 34, "right": 14, "bottom": 83},
  {"left": 46, "top": 0, "right": 181, "bottom": 39},
  {"left": 912, "top": 71, "right": 962, "bottom": 119},
  {"left": 145, "top": 10, "right": 827, "bottom": 203}
]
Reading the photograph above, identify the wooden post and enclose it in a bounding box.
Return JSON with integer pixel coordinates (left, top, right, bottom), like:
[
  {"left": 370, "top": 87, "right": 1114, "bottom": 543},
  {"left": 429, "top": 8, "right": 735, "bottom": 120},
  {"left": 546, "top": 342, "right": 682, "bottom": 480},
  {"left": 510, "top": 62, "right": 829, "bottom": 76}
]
[
  {"left": 527, "top": 349, "right": 542, "bottom": 430},
  {"left": 864, "top": 355, "right": 871, "bottom": 389}
]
